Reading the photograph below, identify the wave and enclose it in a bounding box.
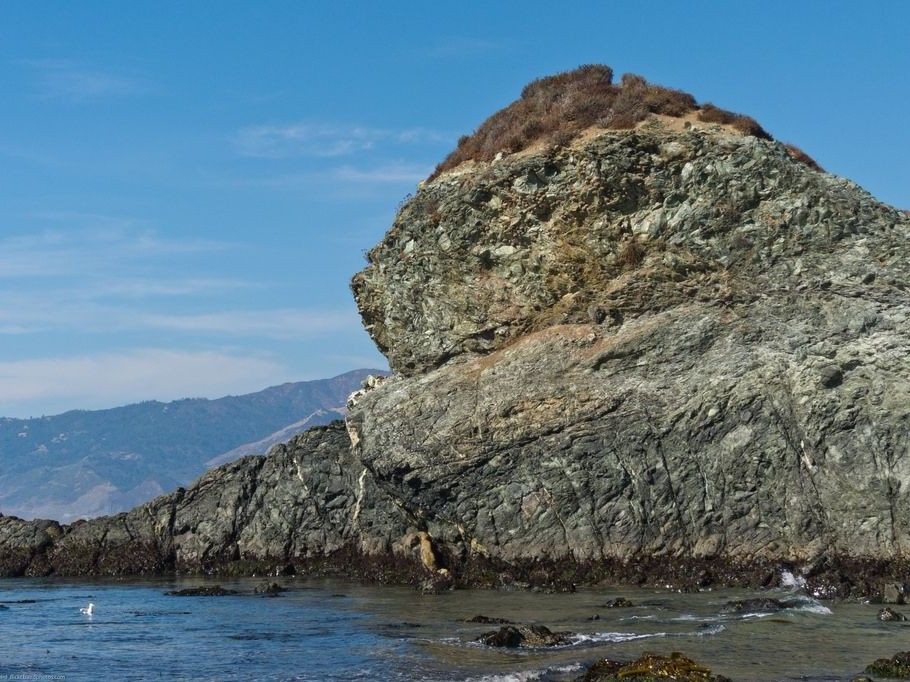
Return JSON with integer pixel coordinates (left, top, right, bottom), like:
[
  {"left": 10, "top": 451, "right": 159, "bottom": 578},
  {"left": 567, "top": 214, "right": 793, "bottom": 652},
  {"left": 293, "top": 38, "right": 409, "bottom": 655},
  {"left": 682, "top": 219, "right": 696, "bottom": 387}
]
[
  {"left": 569, "top": 630, "right": 665, "bottom": 644},
  {"left": 468, "top": 663, "right": 583, "bottom": 682},
  {"left": 780, "top": 569, "right": 807, "bottom": 590}
]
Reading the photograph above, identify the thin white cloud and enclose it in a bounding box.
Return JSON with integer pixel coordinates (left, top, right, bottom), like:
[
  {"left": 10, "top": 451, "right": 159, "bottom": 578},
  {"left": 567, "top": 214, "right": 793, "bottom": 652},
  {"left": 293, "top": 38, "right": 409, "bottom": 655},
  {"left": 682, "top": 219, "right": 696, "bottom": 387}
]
[
  {"left": 23, "top": 59, "right": 147, "bottom": 101},
  {"left": 223, "top": 162, "right": 429, "bottom": 189},
  {"left": 88, "top": 277, "right": 256, "bottom": 299},
  {"left": 332, "top": 163, "right": 429, "bottom": 184},
  {"left": 233, "top": 122, "right": 449, "bottom": 158},
  {"left": 0, "top": 349, "right": 286, "bottom": 417},
  {"left": 0, "top": 227, "right": 227, "bottom": 279}
]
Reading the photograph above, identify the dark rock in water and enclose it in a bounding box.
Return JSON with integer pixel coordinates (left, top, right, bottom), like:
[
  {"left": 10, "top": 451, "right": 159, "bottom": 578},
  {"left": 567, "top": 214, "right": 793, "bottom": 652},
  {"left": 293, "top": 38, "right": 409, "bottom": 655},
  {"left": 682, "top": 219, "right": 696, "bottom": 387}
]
[
  {"left": 722, "top": 597, "right": 788, "bottom": 613},
  {"left": 865, "top": 651, "right": 910, "bottom": 678},
  {"left": 602, "top": 597, "right": 634, "bottom": 608},
  {"left": 479, "top": 625, "right": 523, "bottom": 648},
  {"left": 166, "top": 585, "right": 238, "bottom": 597},
  {"left": 579, "top": 651, "right": 731, "bottom": 681},
  {"left": 462, "top": 615, "right": 512, "bottom": 624},
  {"left": 253, "top": 582, "right": 286, "bottom": 596},
  {"left": 879, "top": 607, "right": 908, "bottom": 622},
  {"left": 588, "top": 614, "right": 601, "bottom": 621},
  {"left": 381, "top": 621, "right": 423, "bottom": 629},
  {"left": 0, "top": 604, "right": 7, "bottom": 610},
  {"left": 478, "top": 624, "right": 571, "bottom": 648}
]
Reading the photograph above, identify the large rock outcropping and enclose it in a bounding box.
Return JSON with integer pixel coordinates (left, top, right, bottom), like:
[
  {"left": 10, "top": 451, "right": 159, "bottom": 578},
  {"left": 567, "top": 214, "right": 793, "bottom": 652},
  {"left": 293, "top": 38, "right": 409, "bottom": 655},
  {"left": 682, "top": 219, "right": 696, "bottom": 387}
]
[
  {"left": 349, "top": 120, "right": 910, "bottom": 571},
  {"left": 2, "top": 67, "right": 908, "bottom": 593}
]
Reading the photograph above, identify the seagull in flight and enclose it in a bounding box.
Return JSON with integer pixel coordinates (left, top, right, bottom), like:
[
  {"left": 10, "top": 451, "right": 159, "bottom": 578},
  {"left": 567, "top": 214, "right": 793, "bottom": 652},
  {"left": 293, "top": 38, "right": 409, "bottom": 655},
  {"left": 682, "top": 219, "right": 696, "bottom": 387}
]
[{"left": 79, "top": 602, "right": 94, "bottom": 616}]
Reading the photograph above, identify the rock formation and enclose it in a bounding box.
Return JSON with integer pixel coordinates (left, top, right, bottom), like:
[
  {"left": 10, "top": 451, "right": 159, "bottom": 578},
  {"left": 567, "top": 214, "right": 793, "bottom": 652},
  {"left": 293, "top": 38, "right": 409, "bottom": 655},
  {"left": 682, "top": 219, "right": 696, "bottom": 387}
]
[{"left": 2, "top": 66, "right": 909, "bottom": 594}]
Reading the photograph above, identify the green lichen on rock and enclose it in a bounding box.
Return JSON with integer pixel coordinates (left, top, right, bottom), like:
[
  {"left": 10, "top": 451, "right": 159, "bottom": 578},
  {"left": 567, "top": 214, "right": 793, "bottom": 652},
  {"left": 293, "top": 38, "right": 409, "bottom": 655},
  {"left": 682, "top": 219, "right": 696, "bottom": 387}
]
[
  {"left": 865, "top": 652, "right": 910, "bottom": 678},
  {"left": 579, "top": 652, "right": 730, "bottom": 681}
]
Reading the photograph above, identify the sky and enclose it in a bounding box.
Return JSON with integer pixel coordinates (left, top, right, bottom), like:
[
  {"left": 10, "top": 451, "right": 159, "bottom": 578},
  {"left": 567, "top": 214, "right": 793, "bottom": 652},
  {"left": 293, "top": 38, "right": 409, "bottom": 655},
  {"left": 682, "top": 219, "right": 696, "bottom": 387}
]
[{"left": 0, "top": 1, "right": 907, "bottom": 417}]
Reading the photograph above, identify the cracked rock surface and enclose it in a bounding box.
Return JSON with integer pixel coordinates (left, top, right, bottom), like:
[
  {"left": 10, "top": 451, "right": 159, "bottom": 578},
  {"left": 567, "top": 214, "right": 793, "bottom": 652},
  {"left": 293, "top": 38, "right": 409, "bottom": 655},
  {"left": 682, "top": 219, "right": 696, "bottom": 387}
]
[
  {"left": 2, "top": 120, "right": 909, "bottom": 590},
  {"left": 349, "top": 122, "right": 910, "bottom": 569}
]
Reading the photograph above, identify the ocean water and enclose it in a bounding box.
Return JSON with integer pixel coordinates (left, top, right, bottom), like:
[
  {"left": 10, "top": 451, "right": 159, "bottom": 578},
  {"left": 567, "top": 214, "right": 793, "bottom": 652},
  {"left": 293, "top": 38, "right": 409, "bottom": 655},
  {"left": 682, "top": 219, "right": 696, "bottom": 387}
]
[{"left": 0, "top": 577, "right": 905, "bottom": 681}]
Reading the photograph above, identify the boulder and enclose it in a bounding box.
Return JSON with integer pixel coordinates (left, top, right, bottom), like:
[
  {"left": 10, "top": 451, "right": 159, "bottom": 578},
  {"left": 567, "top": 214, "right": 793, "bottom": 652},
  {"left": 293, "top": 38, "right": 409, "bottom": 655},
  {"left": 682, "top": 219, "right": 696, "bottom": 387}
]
[
  {"left": 865, "top": 652, "right": 910, "bottom": 678},
  {"left": 477, "top": 624, "right": 571, "bottom": 648},
  {"left": 579, "top": 652, "right": 731, "bottom": 681}
]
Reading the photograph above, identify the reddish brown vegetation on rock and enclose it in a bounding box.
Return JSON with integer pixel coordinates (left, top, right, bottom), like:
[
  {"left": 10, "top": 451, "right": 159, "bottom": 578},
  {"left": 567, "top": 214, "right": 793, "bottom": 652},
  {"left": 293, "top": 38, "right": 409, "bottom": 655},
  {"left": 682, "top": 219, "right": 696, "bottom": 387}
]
[{"left": 429, "top": 64, "right": 821, "bottom": 180}]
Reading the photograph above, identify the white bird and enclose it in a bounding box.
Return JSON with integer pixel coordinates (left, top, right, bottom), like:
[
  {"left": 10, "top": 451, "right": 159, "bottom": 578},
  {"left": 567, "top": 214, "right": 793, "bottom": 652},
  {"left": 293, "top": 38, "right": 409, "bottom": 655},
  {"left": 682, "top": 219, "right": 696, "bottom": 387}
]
[{"left": 80, "top": 602, "right": 94, "bottom": 616}]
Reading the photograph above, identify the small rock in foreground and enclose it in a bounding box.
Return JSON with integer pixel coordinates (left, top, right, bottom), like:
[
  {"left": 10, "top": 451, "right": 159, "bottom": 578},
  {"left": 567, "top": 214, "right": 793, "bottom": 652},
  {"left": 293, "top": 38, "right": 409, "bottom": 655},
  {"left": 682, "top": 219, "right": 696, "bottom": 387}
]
[
  {"left": 578, "top": 651, "right": 731, "bottom": 681},
  {"left": 865, "top": 651, "right": 910, "bottom": 678},
  {"left": 477, "top": 624, "right": 571, "bottom": 648},
  {"left": 166, "top": 585, "right": 238, "bottom": 597}
]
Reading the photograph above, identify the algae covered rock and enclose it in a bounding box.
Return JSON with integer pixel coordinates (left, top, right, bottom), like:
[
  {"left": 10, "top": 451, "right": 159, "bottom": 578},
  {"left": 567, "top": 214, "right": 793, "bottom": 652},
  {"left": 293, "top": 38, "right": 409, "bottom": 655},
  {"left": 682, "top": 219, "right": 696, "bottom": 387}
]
[
  {"left": 579, "top": 652, "right": 730, "bottom": 681},
  {"left": 865, "top": 652, "right": 910, "bottom": 678}
]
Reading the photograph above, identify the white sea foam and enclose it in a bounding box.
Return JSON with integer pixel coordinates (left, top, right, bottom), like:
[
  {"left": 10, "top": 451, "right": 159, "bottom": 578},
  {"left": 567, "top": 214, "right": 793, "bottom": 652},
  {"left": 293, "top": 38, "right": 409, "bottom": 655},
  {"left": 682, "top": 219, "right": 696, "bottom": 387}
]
[
  {"left": 780, "top": 569, "right": 808, "bottom": 589},
  {"left": 570, "top": 630, "right": 665, "bottom": 644},
  {"left": 469, "top": 663, "right": 583, "bottom": 682}
]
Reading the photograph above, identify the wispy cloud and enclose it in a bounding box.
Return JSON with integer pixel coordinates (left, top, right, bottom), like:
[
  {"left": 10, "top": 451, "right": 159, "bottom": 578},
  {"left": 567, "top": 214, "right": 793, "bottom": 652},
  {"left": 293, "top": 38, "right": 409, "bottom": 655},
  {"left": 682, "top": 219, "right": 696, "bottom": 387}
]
[
  {"left": 0, "top": 224, "right": 359, "bottom": 343},
  {"left": 0, "top": 349, "right": 287, "bottom": 417},
  {"left": 222, "top": 162, "right": 430, "bottom": 189},
  {"left": 0, "top": 226, "right": 226, "bottom": 279},
  {"left": 233, "top": 122, "right": 449, "bottom": 158},
  {"left": 23, "top": 59, "right": 147, "bottom": 102},
  {"left": 332, "top": 163, "right": 429, "bottom": 184}
]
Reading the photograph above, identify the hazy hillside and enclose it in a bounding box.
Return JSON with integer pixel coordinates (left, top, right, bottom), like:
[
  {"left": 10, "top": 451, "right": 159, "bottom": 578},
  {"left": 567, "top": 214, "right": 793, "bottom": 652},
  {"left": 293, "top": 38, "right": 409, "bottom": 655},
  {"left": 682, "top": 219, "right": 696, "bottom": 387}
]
[{"left": 0, "top": 369, "right": 380, "bottom": 521}]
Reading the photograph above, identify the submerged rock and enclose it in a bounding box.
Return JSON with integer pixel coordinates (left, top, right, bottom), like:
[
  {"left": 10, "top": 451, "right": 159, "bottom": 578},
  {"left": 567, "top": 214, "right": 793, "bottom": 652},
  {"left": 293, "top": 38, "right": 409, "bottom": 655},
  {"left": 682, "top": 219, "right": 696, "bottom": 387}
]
[
  {"left": 865, "top": 651, "right": 910, "bottom": 678},
  {"left": 477, "top": 624, "right": 571, "bottom": 648},
  {"left": 722, "top": 597, "right": 789, "bottom": 613},
  {"left": 602, "top": 597, "right": 634, "bottom": 608},
  {"left": 253, "top": 582, "right": 287, "bottom": 596},
  {"left": 579, "top": 652, "right": 730, "bottom": 681},
  {"left": 166, "top": 585, "right": 238, "bottom": 597},
  {"left": 462, "top": 615, "right": 513, "bottom": 624}
]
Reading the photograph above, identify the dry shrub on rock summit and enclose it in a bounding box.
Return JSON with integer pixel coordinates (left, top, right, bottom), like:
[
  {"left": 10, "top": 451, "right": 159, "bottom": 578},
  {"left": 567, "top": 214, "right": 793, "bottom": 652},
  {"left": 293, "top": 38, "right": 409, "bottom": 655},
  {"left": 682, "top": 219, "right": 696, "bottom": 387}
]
[{"left": 430, "top": 64, "right": 816, "bottom": 180}]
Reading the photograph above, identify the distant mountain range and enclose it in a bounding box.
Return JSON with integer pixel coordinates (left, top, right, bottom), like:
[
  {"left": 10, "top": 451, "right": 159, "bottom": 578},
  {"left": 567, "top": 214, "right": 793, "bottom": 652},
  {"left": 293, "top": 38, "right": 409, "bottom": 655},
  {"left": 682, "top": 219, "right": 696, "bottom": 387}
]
[{"left": 0, "top": 369, "right": 381, "bottom": 521}]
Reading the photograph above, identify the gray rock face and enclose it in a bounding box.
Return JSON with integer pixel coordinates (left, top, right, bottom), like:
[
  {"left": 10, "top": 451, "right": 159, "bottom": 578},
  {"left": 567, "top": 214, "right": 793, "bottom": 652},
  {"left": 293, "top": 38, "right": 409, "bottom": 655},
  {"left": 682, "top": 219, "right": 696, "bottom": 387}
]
[
  {"left": 0, "top": 424, "right": 411, "bottom": 577},
  {"left": 348, "top": 122, "right": 910, "bottom": 569},
  {"left": 2, "top": 118, "right": 908, "bottom": 593}
]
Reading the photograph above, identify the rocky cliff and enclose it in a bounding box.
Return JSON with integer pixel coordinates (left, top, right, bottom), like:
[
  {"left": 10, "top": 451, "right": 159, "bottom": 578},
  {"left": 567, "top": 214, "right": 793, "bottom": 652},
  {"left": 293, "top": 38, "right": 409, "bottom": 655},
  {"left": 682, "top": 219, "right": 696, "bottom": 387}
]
[{"left": 2, "top": 67, "right": 908, "bottom": 595}]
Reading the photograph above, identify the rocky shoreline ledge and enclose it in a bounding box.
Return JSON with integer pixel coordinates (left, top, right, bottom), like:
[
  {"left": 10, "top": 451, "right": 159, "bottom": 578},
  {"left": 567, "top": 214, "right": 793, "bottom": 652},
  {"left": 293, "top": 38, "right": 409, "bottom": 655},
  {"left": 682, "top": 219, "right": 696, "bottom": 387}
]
[
  {"left": 3, "top": 420, "right": 910, "bottom": 600},
  {"left": 2, "top": 67, "right": 909, "bottom": 607}
]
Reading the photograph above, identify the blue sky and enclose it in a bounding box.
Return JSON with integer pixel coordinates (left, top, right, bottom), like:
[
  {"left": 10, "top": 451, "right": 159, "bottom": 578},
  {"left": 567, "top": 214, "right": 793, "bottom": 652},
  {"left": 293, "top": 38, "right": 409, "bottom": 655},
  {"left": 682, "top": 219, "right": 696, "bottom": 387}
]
[{"left": 0, "top": 1, "right": 907, "bottom": 417}]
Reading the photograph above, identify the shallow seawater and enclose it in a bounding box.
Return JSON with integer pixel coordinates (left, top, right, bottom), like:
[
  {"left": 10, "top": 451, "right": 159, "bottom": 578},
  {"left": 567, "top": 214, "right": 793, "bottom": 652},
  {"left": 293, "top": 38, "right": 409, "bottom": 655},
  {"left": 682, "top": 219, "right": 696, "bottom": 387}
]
[{"left": 0, "top": 577, "right": 904, "bottom": 680}]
